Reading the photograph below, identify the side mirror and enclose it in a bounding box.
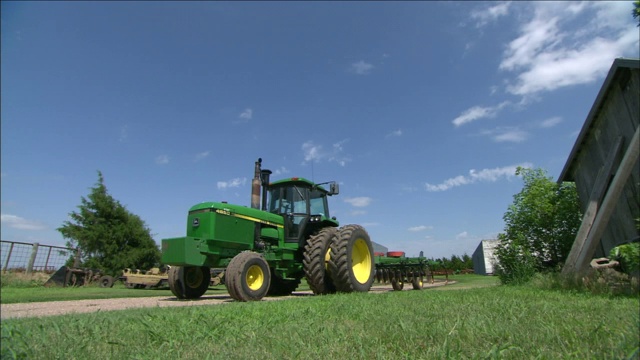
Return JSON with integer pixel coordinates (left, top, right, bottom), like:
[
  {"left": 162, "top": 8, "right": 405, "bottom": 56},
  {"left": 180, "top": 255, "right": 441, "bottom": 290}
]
[{"left": 329, "top": 182, "right": 339, "bottom": 196}]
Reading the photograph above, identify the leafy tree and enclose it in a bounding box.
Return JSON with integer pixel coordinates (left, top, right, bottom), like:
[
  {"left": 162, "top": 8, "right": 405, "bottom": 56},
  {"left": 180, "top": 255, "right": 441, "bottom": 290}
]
[
  {"left": 634, "top": 1, "right": 640, "bottom": 27},
  {"left": 58, "top": 171, "right": 160, "bottom": 275},
  {"left": 450, "top": 254, "right": 463, "bottom": 271},
  {"left": 461, "top": 253, "right": 473, "bottom": 270},
  {"left": 495, "top": 167, "right": 582, "bottom": 284}
]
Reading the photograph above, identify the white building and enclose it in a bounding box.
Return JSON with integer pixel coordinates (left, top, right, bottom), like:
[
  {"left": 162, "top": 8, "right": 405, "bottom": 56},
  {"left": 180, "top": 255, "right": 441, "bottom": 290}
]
[{"left": 473, "top": 240, "right": 499, "bottom": 275}]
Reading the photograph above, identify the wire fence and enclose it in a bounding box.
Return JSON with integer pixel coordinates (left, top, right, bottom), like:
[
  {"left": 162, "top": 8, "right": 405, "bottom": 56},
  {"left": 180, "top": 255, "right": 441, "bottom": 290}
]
[{"left": 1, "top": 240, "right": 79, "bottom": 274}]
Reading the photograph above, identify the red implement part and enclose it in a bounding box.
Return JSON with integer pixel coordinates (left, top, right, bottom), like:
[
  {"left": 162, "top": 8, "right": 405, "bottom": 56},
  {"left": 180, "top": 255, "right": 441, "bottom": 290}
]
[{"left": 387, "top": 251, "right": 405, "bottom": 258}]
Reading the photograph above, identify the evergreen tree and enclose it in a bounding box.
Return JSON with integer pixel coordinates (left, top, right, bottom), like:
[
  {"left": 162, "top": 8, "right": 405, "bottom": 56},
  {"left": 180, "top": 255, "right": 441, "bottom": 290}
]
[{"left": 58, "top": 171, "right": 160, "bottom": 275}]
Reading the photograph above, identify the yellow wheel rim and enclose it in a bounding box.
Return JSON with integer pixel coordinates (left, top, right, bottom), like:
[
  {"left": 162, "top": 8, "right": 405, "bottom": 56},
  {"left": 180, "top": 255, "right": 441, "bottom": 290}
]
[
  {"left": 246, "top": 264, "right": 264, "bottom": 291},
  {"left": 352, "top": 238, "right": 372, "bottom": 284},
  {"left": 324, "top": 248, "right": 331, "bottom": 270}
]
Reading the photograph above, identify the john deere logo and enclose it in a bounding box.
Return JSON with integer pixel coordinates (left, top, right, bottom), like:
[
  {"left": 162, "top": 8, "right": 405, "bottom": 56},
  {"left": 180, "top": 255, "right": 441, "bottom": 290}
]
[{"left": 193, "top": 218, "right": 200, "bottom": 227}]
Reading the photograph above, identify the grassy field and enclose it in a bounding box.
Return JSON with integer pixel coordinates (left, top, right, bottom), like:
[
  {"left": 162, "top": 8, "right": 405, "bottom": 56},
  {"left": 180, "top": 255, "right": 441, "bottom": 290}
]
[
  {"left": 0, "top": 272, "right": 466, "bottom": 304},
  {"left": 1, "top": 275, "right": 638, "bottom": 359}
]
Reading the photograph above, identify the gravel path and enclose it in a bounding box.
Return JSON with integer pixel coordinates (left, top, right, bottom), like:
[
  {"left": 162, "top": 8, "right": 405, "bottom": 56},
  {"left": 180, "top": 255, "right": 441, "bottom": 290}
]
[{"left": 1, "top": 281, "right": 451, "bottom": 320}]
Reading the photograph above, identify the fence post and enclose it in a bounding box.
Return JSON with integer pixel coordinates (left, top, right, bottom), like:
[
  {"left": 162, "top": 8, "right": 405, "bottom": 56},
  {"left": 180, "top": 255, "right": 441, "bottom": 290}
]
[
  {"left": 27, "top": 242, "right": 39, "bottom": 274},
  {"left": 44, "top": 246, "right": 53, "bottom": 272},
  {"left": 3, "top": 242, "right": 15, "bottom": 273}
]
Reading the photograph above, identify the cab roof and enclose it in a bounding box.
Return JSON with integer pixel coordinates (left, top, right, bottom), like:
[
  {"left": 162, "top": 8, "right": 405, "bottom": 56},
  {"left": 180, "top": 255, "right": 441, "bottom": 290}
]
[{"left": 269, "top": 177, "right": 327, "bottom": 192}]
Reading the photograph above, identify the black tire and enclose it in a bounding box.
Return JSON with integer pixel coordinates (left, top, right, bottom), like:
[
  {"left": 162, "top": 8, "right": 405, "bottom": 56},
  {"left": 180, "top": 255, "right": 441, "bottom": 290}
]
[
  {"left": 125, "top": 282, "right": 136, "bottom": 289},
  {"left": 412, "top": 272, "right": 423, "bottom": 290},
  {"left": 267, "top": 273, "right": 301, "bottom": 296},
  {"left": 225, "top": 252, "right": 271, "bottom": 302},
  {"left": 168, "top": 266, "right": 211, "bottom": 299},
  {"left": 391, "top": 270, "right": 404, "bottom": 291},
  {"left": 98, "top": 275, "right": 115, "bottom": 288},
  {"left": 303, "top": 227, "right": 339, "bottom": 295},
  {"left": 329, "top": 225, "right": 375, "bottom": 293}
]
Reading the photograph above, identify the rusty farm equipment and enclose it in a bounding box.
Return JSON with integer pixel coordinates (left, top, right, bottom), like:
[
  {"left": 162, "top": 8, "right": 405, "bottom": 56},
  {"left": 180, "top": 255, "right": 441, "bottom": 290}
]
[
  {"left": 120, "top": 267, "right": 226, "bottom": 289},
  {"left": 44, "top": 266, "right": 115, "bottom": 288}
]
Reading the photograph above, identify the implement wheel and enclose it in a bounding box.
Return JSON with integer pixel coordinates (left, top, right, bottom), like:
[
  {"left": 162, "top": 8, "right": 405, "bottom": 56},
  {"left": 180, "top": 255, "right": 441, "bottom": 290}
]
[
  {"left": 329, "top": 225, "right": 375, "bottom": 293},
  {"left": 225, "top": 251, "right": 271, "bottom": 302},
  {"left": 391, "top": 270, "right": 404, "bottom": 291},
  {"left": 303, "top": 227, "right": 338, "bottom": 295},
  {"left": 412, "top": 272, "right": 423, "bottom": 290},
  {"left": 98, "top": 275, "right": 115, "bottom": 288},
  {"left": 168, "top": 266, "right": 211, "bottom": 299}
]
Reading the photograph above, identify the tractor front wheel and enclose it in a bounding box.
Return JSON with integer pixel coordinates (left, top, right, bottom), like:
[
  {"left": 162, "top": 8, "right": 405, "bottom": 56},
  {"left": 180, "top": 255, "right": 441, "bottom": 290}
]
[
  {"left": 168, "top": 266, "right": 211, "bottom": 299},
  {"left": 225, "top": 251, "right": 271, "bottom": 301},
  {"left": 329, "top": 225, "right": 375, "bottom": 293}
]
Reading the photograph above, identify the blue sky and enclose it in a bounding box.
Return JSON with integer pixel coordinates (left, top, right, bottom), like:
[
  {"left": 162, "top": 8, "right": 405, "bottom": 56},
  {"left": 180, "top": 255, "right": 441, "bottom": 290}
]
[{"left": 2, "top": 1, "right": 638, "bottom": 259}]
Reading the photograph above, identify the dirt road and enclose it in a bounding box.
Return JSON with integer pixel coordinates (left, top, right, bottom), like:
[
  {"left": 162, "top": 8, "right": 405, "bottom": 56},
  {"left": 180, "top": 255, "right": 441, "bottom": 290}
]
[{"left": 1, "top": 281, "right": 451, "bottom": 320}]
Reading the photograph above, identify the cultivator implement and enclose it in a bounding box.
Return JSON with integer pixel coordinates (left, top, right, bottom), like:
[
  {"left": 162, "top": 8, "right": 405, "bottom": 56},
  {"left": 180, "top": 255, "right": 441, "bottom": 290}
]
[{"left": 374, "top": 252, "right": 431, "bottom": 291}]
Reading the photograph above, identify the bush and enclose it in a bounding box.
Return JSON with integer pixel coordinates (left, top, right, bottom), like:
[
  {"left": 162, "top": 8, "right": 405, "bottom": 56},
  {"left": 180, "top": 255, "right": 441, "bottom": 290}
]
[{"left": 494, "top": 235, "right": 537, "bottom": 285}]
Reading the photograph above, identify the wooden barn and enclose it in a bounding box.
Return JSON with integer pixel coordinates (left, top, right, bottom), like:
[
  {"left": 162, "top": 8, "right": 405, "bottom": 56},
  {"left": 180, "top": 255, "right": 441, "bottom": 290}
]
[{"left": 560, "top": 58, "right": 639, "bottom": 274}]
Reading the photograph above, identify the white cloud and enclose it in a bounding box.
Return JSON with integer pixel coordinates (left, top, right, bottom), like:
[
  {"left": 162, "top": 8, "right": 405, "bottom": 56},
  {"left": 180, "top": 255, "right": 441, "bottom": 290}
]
[
  {"left": 239, "top": 108, "right": 253, "bottom": 120},
  {"left": 452, "top": 102, "right": 509, "bottom": 127},
  {"left": 155, "top": 155, "right": 169, "bottom": 165},
  {"left": 408, "top": 225, "right": 433, "bottom": 232},
  {"left": 1, "top": 214, "right": 47, "bottom": 231},
  {"left": 344, "top": 197, "right": 372, "bottom": 207},
  {"left": 302, "top": 141, "right": 323, "bottom": 163},
  {"left": 425, "top": 163, "right": 533, "bottom": 192},
  {"left": 350, "top": 60, "right": 374, "bottom": 75},
  {"left": 493, "top": 128, "right": 528, "bottom": 143},
  {"left": 456, "top": 231, "right": 469, "bottom": 240},
  {"left": 119, "top": 125, "right": 128, "bottom": 142},
  {"left": 386, "top": 129, "right": 402, "bottom": 138},
  {"left": 194, "top": 151, "right": 210, "bottom": 162},
  {"left": 500, "top": 2, "right": 639, "bottom": 96},
  {"left": 471, "top": 1, "right": 511, "bottom": 27},
  {"left": 217, "top": 177, "right": 247, "bottom": 190},
  {"left": 302, "top": 139, "right": 350, "bottom": 166},
  {"left": 480, "top": 127, "right": 528, "bottom": 143},
  {"left": 540, "top": 116, "right": 563, "bottom": 128},
  {"left": 273, "top": 166, "right": 289, "bottom": 176}
]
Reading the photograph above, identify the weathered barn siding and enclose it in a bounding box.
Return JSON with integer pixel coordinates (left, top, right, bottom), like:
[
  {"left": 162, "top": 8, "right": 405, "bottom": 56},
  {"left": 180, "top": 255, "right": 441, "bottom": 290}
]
[
  {"left": 472, "top": 239, "right": 499, "bottom": 275},
  {"left": 559, "top": 58, "right": 640, "bottom": 258}
]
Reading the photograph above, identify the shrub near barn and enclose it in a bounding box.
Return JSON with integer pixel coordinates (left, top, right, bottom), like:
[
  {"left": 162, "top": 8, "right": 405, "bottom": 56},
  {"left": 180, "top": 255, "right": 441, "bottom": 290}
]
[{"left": 495, "top": 167, "right": 582, "bottom": 284}]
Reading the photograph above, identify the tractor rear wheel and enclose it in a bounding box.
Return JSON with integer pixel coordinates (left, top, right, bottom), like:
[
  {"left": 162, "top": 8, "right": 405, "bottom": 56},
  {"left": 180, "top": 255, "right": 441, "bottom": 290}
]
[
  {"left": 303, "top": 227, "right": 338, "bottom": 295},
  {"left": 225, "top": 251, "right": 271, "bottom": 301},
  {"left": 168, "top": 266, "right": 211, "bottom": 299},
  {"left": 329, "top": 225, "right": 375, "bottom": 293}
]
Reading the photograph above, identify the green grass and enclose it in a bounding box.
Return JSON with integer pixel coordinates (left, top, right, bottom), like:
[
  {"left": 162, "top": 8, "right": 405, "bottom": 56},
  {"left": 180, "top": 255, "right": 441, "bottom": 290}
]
[
  {"left": 2, "top": 277, "right": 638, "bottom": 359},
  {"left": 0, "top": 283, "right": 228, "bottom": 304}
]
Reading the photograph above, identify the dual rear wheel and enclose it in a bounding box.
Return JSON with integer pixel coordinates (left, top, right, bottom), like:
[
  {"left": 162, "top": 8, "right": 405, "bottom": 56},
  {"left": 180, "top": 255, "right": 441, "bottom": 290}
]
[{"left": 304, "top": 225, "right": 375, "bottom": 295}]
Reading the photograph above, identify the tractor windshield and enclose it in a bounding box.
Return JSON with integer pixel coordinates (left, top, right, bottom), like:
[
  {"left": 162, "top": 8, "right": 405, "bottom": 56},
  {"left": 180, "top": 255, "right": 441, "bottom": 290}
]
[{"left": 268, "top": 185, "right": 329, "bottom": 217}]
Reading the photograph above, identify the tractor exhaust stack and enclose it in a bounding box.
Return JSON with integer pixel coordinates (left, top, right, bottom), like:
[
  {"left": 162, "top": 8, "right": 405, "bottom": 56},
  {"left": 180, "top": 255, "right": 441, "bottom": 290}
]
[{"left": 251, "top": 158, "right": 262, "bottom": 209}]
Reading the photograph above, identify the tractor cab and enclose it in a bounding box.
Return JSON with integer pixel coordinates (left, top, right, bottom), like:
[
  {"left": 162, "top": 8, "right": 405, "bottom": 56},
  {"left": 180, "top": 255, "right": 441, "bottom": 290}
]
[{"left": 267, "top": 178, "right": 339, "bottom": 244}]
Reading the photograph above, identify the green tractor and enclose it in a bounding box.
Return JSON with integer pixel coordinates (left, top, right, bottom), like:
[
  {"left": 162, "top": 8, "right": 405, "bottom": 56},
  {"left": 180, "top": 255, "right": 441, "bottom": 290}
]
[{"left": 161, "top": 158, "right": 375, "bottom": 301}]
